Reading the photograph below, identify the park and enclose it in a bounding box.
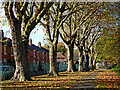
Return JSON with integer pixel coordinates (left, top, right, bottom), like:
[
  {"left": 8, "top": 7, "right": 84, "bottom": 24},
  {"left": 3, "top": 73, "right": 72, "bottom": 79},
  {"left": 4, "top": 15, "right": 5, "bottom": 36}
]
[{"left": 0, "top": 1, "right": 120, "bottom": 89}]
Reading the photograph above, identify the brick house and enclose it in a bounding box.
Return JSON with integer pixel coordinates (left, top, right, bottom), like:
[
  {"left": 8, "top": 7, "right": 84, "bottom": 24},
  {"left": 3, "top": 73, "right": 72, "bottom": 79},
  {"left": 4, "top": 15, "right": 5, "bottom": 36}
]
[
  {"left": 28, "top": 39, "right": 49, "bottom": 74},
  {"left": 0, "top": 30, "right": 14, "bottom": 66},
  {"left": 0, "top": 30, "right": 49, "bottom": 75},
  {"left": 57, "top": 52, "right": 67, "bottom": 71}
]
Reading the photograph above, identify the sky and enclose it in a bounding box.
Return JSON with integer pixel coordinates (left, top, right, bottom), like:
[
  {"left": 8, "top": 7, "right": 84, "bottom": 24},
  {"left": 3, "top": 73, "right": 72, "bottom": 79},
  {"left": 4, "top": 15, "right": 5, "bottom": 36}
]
[
  {"left": 0, "top": 25, "right": 46, "bottom": 47},
  {"left": 0, "top": 6, "right": 46, "bottom": 47}
]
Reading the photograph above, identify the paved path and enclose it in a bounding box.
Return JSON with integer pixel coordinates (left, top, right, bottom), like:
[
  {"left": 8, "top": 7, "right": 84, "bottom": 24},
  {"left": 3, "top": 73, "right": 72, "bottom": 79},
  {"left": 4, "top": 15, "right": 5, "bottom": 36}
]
[{"left": 73, "top": 71, "right": 99, "bottom": 89}]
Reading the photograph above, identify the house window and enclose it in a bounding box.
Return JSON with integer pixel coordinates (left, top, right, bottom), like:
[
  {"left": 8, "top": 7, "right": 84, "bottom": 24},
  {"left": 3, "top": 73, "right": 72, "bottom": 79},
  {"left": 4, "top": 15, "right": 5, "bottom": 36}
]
[
  {"left": 43, "top": 52, "right": 44, "bottom": 59},
  {"left": 34, "top": 50, "right": 35, "bottom": 57},
  {"left": 33, "top": 60, "right": 36, "bottom": 64},
  {"left": 37, "top": 51, "right": 39, "bottom": 59},
  {"left": 4, "top": 45, "right": 7, "bottom": 55},
  {"left": 0, "top": 59, "right": 2, "bottom": 65},
  {"left": 3, "top": 58, "right": 7, "bottom": 63},
  {"left": 11, "top": 47, "right": 13, "bottom": 56}
]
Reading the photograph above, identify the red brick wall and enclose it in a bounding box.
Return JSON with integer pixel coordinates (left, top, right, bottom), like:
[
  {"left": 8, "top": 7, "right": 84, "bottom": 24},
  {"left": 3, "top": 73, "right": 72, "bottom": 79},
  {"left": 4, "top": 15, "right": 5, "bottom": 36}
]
[
  {"left": 0, "top": 45, "right": 2, "bottom": 59},
  {"left": 1, "top": 45, "right": 14, "bottom": 62},
  {"left": 28, "top": 49, "right": 49, "bottom": 63},
  {"left": 0, "top": 44, "right": 49, "bottom": 64}
]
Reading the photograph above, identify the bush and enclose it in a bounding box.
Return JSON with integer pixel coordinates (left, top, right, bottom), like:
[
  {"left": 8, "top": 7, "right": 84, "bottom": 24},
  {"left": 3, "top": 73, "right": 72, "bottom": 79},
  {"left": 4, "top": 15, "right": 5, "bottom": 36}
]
[{"left": 111, "top": 65, "right": 120, "bottom": 76}]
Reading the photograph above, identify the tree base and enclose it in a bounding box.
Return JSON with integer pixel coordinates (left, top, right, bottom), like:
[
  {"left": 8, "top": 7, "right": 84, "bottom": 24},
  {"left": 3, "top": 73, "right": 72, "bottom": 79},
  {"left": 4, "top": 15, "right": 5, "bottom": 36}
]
[
  {"left": 78, "top": 69, "right": 84, "bottom": 72},
  {"left": 84, "top": 69, "right": 90, "bottom": 72},
  {"left": 48, "top": 71, "right": 59, "bottom": 76},
  {"left": 11, "top": 73, "right": 32, "bottom": 81},
  {"left": 66, "top": 69, "right": 75, "bottom": 72},
  {"left": 11, "top": 76, "right": 32, "bottom": 82}
]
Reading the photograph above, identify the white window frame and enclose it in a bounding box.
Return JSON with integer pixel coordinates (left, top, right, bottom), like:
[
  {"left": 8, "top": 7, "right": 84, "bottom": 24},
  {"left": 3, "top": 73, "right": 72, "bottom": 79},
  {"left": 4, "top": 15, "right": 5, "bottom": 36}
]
[
  {"left": 4, "top": 45, "right": 7, "bottom": 55},
  {"left": 33, "top": 60, "right": 36, "bottom": 64},
  {"left": 3, "top": 58, "right": 7, "bottom": 63}
]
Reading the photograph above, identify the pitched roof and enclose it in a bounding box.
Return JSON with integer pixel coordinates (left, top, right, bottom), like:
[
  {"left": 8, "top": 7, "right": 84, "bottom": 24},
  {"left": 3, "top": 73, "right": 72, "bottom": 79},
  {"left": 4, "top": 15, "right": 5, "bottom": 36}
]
[
  {"left": 29, "top": 44, "right": 49, "bottom": 53},
  {"left": 0, "top": 37, "right": 49, "bottom": 52},
  {"left": 57, "top": 52, "right": 65, "bottom": 59}
]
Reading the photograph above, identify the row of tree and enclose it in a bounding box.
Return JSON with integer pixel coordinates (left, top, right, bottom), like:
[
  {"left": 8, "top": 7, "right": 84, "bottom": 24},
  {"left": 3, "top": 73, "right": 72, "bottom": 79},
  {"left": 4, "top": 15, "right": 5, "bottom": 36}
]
[{"left": 3, "top": 2, "right": 118, "bottom": 81}]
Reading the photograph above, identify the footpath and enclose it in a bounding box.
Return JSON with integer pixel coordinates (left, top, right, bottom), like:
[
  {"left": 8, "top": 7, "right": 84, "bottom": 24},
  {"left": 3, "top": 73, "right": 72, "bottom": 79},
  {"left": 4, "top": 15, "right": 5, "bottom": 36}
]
[
  {"left": 73, "top": 71, "right": 99, "bottom": 89},
  {"left": 73, "top": 69, "right": 120, "bottom": 89}
]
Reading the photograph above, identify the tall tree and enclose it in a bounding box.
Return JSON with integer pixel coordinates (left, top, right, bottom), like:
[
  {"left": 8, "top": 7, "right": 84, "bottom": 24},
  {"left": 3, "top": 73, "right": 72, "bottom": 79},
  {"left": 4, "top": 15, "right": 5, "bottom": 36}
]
[
  {"left": 60, "top": 15, "right": 77, "bottom": 72},
  {"left": 88, "top": 27, "right": 102, "bottom": 70},
  {"left": 60, "top": 11, "right": 80, "bottom": 72},
  {"left": 74, "top": 2, "right": 104, "bottom": 72},
  {"left": 4, "top": 2, "right": 53, "bottom": 81},
  {"left": 40, "top": 2, "right": 80, "bottom": 76},
  {"left": 60, "top": 2, "right": 104, "bottom": 72}
]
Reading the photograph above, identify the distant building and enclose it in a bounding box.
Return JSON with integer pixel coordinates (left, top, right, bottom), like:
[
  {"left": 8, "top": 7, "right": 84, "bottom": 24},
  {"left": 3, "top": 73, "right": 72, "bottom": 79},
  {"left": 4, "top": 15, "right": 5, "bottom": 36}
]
[
  {"left": 0, "top": 30, "right": 49, "bottom": 75},
  {"left": 57, "top": 52, "right": 67, "bottom": 71},
  {"left": 57, "top": 52, "right": 66, "bottom": 62}
]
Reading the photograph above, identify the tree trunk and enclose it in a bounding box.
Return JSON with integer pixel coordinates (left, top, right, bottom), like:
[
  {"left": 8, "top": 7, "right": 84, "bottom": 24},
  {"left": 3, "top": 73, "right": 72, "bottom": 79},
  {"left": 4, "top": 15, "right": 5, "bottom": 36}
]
[
  {"left": 89, "top": 45, "right": 94, "bottom": 70},
  {"left": 67, "top": 44, "right": 75, "bottom": 72},
  {"left": 84, "top": 50, "right": 90, "bottom": 71},
  {"left": 49, "top": 44, "right": 59, "bottom": 76},
  {"left": 11, "top": 27, "right": 31, "bottom": 81},
  {"left": 78, "top": 46, "right": 84, "bottom": 72},
  {"left": 89, "top": 54, "right": 94, "bottom": 70},
  {"left": 93, "top": 54, "right": 97, "bottom": 70}
]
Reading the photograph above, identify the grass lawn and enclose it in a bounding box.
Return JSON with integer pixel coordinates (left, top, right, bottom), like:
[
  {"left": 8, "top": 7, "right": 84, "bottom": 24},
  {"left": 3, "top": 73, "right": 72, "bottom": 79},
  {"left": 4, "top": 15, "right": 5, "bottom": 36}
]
[
  {"left": 0, "top": 69, "right": 120, "bottom": 89},
  {"left": 95, "top": 69, "right": 120, "bottom": 88},
  {"left": 0, "top": 71, "right": 92, "bottom": 89}
]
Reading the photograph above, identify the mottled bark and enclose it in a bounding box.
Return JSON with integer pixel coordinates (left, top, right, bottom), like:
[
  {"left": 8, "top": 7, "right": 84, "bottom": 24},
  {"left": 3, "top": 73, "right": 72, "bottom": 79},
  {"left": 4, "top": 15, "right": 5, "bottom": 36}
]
[
  {"left": 4, "top": 2, "right": 53, "bottom": 81},
  {"left": 89, "top": 45, "right": 95, "bottom": 70},
  {"left": 10, "top": 27, "right": 31, "bottom": 81},
  {"left": 89, "top": 55, "right": 94, "bottom": 70},
  {"left": 49, "top": 44, "right": 59, "bottom": 76},
  {"left": 93, "top": 54, "right": 97, "bottom": 70},
  {"left": 67, "top": 44, "right": 75, "bottom": 72},
  {"left": 84, "top": 50, "right": 90, "bottom": 71},
  {"left": 78, "top": 46, "right": 84, "bottom": 72}
]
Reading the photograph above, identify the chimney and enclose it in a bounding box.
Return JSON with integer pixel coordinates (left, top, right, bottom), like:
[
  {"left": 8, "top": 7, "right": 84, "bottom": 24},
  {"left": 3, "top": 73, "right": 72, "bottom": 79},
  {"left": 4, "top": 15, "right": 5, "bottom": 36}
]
[
  {"left": 0, "top": 30, "right": 4, "bottom": 38},
  {"left": 29, "top": 38, "right": 32, "bottom": 45},
  {"left": 38, "top": 42, "right": 41, "bottom": 48}
]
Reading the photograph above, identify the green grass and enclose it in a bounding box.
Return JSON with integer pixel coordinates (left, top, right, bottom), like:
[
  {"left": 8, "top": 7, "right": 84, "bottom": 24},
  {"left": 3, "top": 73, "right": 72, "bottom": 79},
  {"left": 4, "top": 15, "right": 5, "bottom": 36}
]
[
  {"left": 0, "top": 70, "right": 119, "bottom": 89},
  {"left": 111, "top": 65, "right": 120, "bottom": 76},
  {"left": 0, "top": 71, "right": 90, "bottom": 88}
]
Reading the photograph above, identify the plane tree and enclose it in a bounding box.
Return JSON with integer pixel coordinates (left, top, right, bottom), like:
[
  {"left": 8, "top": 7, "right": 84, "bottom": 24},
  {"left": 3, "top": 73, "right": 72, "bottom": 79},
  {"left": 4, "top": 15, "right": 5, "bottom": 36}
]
[
  {"left": 88, "top": 26, "right": 103, "bottom": 70},
  {"left": 40, "top": 2, "right": 81, "bottom": 76},
  {"left": 60, "top": 2, "right": 104, "bottom": 72},
  {"left": 75, "top": 2, "right": 118, "bottom": 71},
  {"left": 4, "top": 2, "right": 53, "bottom": 81}
]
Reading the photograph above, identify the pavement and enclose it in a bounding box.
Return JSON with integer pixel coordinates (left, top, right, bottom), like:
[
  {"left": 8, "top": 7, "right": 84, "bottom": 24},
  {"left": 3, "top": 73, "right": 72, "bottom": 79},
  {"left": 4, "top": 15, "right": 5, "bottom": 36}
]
[{"left": 73, "top": 71, "right": 99, "bottom": 89}]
